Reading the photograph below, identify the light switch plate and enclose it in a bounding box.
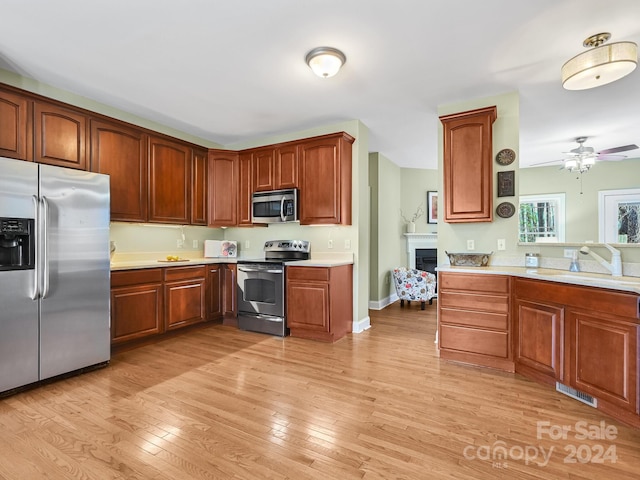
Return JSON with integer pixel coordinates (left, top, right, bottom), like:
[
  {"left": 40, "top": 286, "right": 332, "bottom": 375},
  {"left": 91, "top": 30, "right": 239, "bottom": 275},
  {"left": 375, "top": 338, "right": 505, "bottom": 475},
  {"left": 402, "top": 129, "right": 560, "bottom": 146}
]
[{"left": 497, "top": 239, "right": 506, "bottom": 251}]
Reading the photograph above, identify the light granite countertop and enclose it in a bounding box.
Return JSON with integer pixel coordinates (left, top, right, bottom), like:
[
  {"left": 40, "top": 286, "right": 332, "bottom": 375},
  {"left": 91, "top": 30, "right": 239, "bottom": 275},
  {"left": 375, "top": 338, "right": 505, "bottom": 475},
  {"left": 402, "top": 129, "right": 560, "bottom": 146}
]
[
  {"left": 437, "top": 265, "right": 640, "bottom": 294},
  {"left": 110, "top": 252, "right": 354, "bottom": 271}
]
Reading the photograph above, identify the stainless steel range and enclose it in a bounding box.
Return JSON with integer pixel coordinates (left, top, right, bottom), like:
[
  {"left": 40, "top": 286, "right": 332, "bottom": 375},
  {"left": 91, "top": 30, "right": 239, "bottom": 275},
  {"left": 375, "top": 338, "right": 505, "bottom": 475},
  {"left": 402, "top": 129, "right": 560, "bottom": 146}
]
[{"left": 237, "top": 240, "right": 310, "bottom": 336}]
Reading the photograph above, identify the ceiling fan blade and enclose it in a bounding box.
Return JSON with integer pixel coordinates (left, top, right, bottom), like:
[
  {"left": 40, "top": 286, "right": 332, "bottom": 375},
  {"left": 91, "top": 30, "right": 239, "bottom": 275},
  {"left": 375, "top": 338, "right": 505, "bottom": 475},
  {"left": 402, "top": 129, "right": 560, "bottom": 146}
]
[
  {"left": 597, "top": 144, "right": 639, "bottom": 155},
  {"left": 596, "top": 154, "right": 628, "bottom": 161},
  {"left": 531, "top": 159, "right": 563, "bottom": 166}
]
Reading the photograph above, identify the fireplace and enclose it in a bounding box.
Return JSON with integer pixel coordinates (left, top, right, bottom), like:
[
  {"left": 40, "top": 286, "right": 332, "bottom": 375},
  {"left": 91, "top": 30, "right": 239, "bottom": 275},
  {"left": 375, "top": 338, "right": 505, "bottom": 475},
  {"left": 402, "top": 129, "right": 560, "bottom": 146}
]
[
  {"left": 416, "top": 248, "right": 437, "bottom": 277},
  {"left": 404, "top": 233, "right": 437, "bottom": 270}
]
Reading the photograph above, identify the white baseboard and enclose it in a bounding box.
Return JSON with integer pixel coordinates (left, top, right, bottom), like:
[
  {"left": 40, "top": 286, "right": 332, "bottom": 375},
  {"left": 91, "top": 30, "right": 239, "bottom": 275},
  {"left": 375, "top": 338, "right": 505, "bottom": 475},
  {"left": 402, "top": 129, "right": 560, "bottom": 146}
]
[
  {"left": 368, "top": 292, "right": 398, "bottom": 310},
  {"left": 352, "top": 315, "right": 371, "bottom": 333}
]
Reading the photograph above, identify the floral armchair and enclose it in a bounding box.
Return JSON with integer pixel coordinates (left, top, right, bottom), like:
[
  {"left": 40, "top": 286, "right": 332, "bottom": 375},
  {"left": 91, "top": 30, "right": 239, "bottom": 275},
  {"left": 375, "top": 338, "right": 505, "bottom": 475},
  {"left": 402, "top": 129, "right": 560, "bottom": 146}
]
[{"left": 392, "top": 267, "right": 436, "bottom": 310}]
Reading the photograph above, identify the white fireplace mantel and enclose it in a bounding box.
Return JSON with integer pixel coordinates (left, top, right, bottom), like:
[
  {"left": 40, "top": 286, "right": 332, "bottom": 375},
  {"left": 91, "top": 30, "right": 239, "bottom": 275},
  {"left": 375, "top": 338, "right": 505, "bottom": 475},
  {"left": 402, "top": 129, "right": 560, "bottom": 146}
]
[{"left": 404, "top": 233, "right": 437, "bottom": 269}]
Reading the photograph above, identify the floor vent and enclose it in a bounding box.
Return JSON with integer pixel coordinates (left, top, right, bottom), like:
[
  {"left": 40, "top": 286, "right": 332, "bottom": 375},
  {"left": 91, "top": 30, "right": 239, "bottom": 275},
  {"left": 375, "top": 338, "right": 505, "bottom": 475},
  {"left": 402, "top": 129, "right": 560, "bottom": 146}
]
[{"left": 556, "top": 382, "right": 597, "bottom": 408}]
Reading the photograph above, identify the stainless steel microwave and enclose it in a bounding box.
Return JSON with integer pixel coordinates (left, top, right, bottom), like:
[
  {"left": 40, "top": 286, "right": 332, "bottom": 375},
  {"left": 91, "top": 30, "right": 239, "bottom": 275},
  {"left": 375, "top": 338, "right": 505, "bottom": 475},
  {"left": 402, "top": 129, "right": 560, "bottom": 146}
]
[{"left": 252, "top": 188, "right": 298, "bottom": 223}]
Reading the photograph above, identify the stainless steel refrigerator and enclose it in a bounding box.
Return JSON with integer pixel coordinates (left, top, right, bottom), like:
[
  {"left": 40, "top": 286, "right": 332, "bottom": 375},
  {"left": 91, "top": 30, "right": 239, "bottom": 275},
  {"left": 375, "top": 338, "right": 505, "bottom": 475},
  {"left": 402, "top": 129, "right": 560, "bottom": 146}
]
[{"left": 0, "top": 156, "right": 110, "bottom": 394}]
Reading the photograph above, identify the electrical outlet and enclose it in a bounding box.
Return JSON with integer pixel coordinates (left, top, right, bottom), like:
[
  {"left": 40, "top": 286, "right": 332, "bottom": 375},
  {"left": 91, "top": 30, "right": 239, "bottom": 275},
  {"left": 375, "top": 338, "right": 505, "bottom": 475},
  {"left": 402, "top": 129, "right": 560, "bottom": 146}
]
[
  {"left": 192, "top": 240, "right": 198, "bottom": 249},
  {"left": 345, "top": 239, "right": 351, "bottom": 249},
  {"left": 328, "top": 239, "right": 333, "bottom": 249},
  {"left": 177, "top": 239, "right": 184, "bottom": 249},
  {"left": 245, "top": 240, "right": 250, "bottom": 249},
  {"left": 467, "top": 239, "right": 475, "bottom": 251},
  {"left": 564, "top": 249, "right": 577, "bottom": 258},
  {"left": 497, "top": 238, "right": 506, "bottom": 251}
]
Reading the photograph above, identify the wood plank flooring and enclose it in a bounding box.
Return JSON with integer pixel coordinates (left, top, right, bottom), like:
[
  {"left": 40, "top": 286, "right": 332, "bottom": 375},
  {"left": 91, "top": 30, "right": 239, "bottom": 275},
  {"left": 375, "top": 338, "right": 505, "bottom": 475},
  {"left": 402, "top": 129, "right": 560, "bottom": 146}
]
[{"left": 1, "top": 301, "right": 639, "bottom": 479}]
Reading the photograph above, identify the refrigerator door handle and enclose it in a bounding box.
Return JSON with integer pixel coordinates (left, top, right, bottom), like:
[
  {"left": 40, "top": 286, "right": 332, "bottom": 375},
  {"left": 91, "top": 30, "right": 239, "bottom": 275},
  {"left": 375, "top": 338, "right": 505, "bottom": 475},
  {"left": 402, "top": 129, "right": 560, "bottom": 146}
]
[
  {"left": 30, "top": 195, "right": 40, "bottom": 300},
  {"left": 41, "top": 196, "right": 51, "bottom": 299}
]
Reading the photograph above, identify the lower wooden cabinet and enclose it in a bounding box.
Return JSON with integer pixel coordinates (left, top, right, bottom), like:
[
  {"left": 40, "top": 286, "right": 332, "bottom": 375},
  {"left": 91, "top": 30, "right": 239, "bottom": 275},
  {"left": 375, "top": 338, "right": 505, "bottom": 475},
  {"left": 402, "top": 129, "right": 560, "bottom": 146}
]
[
  {"left": 286, "top": 265, "right": 352, "bottom": 342},
  {"left": 514, "top": 299, "right": 565, "bottom": 386},
  {"left": 438, "top": 272, "right": 513, "bottom": 371},
  {"left": 111, "top": 269, "right": 163, "bottom": 345},
  {"left": 568, "top": 310, "right": 638, "bottom": 415},
  {"left": 111, "top": 263, "right": 236, "bottom": 346},
  {"left": 163, "top": 266, "right": 206, "bottom": 330},
  {"left": 513, "top": 277, "right": 639, "bottom": 427}
]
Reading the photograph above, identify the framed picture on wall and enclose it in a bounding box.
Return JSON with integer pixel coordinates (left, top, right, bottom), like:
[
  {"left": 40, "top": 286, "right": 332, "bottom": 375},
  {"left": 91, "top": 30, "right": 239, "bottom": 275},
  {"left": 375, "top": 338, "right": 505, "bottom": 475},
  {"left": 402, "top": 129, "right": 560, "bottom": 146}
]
[
  {"left": 427, "top": 191, "right": 438, "bottom": 224},
  {"left": 497, "top": 170, "right": 515, "bottom": 197}
]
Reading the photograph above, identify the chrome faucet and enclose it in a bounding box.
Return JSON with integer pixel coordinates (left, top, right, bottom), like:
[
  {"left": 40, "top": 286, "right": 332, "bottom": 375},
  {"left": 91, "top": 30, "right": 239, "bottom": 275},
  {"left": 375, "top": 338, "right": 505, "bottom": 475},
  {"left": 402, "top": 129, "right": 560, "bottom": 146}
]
[{"left": 579, "top": 244, "right": 622, "bottom": 277}]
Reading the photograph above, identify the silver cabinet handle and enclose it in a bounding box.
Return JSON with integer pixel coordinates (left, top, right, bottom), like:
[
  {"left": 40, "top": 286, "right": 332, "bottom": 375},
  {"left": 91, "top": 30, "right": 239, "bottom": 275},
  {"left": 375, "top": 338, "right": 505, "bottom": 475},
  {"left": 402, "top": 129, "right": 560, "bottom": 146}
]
[
  {"left": 41, "top": 196, "right": 51, "bottom": 299},
  {"left": 30, "top": 195, "right": 40, "bottom": 300}
]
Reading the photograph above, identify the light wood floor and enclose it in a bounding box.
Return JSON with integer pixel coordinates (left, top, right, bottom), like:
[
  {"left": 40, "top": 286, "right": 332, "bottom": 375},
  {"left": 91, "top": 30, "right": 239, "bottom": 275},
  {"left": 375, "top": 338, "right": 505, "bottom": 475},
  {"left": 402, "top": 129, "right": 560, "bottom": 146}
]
[{"left": 1, "top": 301, "right": 639, "bottom": 479}]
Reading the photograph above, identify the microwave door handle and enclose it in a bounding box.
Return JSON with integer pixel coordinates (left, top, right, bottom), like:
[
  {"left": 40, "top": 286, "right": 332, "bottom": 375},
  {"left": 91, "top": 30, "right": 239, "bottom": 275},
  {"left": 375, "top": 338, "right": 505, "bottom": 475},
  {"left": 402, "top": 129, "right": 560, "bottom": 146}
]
[{"left": 280, "top": 196, "right": 286, "bottom": 222}]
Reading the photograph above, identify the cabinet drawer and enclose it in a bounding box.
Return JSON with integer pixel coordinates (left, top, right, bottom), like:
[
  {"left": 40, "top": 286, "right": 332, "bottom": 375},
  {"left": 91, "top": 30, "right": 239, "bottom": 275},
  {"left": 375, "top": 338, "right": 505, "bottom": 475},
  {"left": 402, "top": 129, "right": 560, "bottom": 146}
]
[
  {"left": 440, "top": 307, "right": 508, "bottom": 330},
  {"left": 164, "top": 265, "right": 206, "bottom": 281},
  {"left": 439, "top": 291, "right": 509, "bottom": 314},
  {"left": 287, "top": 266, "right": 329, "bottom": 282},
  {"left": 440, "top": 272, "right": 509, "bottom": 293},
  {"left": 111, "top": 268, "right": 163, "bottom": 287},
  {"left": 440, "top": 325, "right": 509, "bottom": 358}
]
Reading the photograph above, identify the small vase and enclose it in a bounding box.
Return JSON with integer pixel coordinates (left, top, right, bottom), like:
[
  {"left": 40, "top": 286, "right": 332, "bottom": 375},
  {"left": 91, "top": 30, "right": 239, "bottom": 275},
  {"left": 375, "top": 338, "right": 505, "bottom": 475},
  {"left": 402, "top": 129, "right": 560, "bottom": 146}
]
[{"left": 406, "top": 222, "right": 416, "bottom": 233}]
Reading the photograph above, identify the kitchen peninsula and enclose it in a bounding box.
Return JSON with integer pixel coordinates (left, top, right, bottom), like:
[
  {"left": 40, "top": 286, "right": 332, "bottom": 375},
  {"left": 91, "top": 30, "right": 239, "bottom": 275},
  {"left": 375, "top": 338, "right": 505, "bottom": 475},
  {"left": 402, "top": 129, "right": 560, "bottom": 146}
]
[{"left": 437, "top": 265, "right": 640, "bottom": 428}]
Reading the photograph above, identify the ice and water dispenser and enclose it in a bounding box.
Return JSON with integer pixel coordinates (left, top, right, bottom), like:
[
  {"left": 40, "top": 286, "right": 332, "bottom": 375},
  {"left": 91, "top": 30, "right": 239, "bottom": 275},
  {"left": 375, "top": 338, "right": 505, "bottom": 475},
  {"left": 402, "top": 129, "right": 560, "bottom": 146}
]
[{"left": 0, "top": 217, "right": 35, "bottom": 270}]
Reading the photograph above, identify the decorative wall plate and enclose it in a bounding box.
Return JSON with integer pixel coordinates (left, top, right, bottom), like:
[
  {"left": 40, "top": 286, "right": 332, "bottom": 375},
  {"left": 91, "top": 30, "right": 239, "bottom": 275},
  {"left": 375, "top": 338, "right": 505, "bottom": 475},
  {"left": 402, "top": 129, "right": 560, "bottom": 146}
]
[
  {"left": 496, "top": 148, "right": 516, "bottom": 166},
  {"left": 496, "top": 201, "right": 516, "bottom": 218}
]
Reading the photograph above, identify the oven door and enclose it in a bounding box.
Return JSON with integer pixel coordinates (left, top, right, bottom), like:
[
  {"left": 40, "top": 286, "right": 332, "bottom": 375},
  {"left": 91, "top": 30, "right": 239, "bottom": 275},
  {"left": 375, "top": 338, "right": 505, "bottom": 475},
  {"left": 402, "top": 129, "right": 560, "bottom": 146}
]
[{"left": 237, "top": 263, "right": 284, "bottom": 318}]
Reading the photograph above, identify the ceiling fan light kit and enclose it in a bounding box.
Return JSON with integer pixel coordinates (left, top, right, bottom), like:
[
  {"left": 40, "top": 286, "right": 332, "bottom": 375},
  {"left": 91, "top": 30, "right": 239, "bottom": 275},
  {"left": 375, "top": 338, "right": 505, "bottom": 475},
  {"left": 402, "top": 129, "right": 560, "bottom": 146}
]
[
  {"left": 562, "top": 32, "right": 637, "bottom": 90},
  {"left": 305, "top": 46, "right": 346, "bottom": 78}
]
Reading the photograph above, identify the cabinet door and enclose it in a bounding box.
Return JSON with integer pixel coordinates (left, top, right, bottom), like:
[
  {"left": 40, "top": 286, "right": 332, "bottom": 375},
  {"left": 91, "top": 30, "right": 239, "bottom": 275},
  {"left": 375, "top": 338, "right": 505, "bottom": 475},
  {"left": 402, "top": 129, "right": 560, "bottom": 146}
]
[
  {"left": 274, "top": 144, "right": 298, "bottom": 189},
  {"left": 191, "top": 148, "right": 208, "bottom": 225},
  {"left": 253, "top": 147, "right": 275, "bottom": 192},
  {"left": 237, "top": 151, "right": 254, "bottom": 226},
  {"left": 298, "top": 133, "right": 353, "bottom": 225},
  {"left": 164, "top": 279, "right": 206, "bottom": 330},
  {"left": 148, "top": 136, "right": 191, "bottom": 224},
  {"left": 90, "top": 120, "right": 148, "bottom": 222},
  {"left": 439, "top": 106, "right": 496, "bottom": 223},
  {"left": 0, "top": 89, "right": 32, "bottom": 160},
  {"left": 111, "top": 283, "right": 163, "bottom": 344},
  {"left": 207, "top": 264, "right": 222, "bottom": 320},
  {"left": 287, "top": 279, "right": 330, "bottom": 332},
  {"left": 514, "top": 299, "right": 564, "bottom": 385},
  {"left": 568, "top": 310, "right": 638, "bottom": 412},
  {"left": 222, "top": 264, "right": 237, "bottom": 318},
  {"left": 208, "top": 151, "right": 238, "bottom": 227},
  {"left": 34, "top": 101, "right": 87, "bottom": 170}
]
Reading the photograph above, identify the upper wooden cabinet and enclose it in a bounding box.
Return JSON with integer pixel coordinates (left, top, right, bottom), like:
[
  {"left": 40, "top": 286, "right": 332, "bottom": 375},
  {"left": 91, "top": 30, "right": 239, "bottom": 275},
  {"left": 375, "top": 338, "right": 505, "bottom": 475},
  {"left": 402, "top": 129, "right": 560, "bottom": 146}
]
[
  {"left": 90, "top": 120, "right": 148, "bottom": 222},
  {"left": 208, "top": 150, "right": 238, "bottom": 227},
  {"left": 298, "top": 132, "right": 354, "bottom": 225},
  {"left": 191, "top": 148, "right": 208, "bottom": 226},
  {"left": 148, "top": 136, "right": 192, "bottom": 224},
  {"left": 439, "top": 106, "right": 496, "bottom": 223},
  {"left": 0, "top": 88, "right": 32, "bottom": 161},
  {"left": 237, "top": 151, "right": 254, "bottom": 226},
  {"left": 275, "top": 144, "right": 298, "bottom": 189},
  {"left": 252, "top": 144, "right": 298, "bottom": 191},
  {"left": 34, "top": 101, "right": 88, "bottom": 170},
  {"left": 252, "top": 147, "right": 276, "bottom": 192}
]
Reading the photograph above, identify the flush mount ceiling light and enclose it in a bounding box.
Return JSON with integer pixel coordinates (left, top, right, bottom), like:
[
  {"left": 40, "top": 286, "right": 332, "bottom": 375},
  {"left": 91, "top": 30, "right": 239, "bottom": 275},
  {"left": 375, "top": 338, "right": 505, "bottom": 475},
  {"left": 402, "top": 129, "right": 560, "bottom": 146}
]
[
  {"left": 305, "top": 47, "right": 346, "bottom": 78},
  {"left": 562, "top": 32, "right": 637, "bottom": 90}
]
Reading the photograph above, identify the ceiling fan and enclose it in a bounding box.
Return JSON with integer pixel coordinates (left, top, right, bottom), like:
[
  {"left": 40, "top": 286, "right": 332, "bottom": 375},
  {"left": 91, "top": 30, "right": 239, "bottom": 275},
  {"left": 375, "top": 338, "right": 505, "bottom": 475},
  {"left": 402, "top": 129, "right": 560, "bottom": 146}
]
[{"left": 532, "top": 137, "right": 639, "bottom": 171}]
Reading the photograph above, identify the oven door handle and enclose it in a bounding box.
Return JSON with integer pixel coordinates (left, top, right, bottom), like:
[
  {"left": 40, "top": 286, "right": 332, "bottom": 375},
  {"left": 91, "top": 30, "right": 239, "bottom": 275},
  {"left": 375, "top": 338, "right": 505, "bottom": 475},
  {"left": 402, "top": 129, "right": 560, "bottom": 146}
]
[{"left": 238, "top": 266, "right": 283, "bottom": 274}]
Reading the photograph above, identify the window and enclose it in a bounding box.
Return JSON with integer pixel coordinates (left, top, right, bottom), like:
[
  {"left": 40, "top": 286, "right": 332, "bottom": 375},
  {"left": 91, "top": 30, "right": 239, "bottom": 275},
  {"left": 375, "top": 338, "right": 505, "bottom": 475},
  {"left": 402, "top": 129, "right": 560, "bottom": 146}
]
[{"left": 519, "top": 194, "right": 566, "bottom": 243}]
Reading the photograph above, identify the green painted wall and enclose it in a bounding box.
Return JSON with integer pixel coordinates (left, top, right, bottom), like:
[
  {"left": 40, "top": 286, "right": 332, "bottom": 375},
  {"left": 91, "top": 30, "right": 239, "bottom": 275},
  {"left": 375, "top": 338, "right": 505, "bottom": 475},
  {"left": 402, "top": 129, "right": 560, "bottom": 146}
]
[
  {"left": 520, "top": 159, "right": 640, "bottom": 243},
  {"left": 437, "top": 91, "right": 520, "bottom": 263}
]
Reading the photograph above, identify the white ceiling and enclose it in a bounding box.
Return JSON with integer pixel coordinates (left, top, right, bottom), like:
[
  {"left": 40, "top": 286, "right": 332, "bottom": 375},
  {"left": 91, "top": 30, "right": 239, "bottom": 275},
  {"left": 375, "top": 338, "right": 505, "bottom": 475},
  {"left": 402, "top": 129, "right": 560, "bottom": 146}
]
[{"left": 1, "top": 0, "right": 639, "bottom": 169}]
